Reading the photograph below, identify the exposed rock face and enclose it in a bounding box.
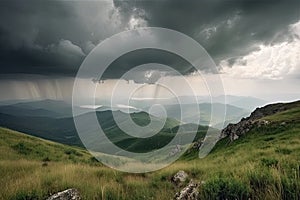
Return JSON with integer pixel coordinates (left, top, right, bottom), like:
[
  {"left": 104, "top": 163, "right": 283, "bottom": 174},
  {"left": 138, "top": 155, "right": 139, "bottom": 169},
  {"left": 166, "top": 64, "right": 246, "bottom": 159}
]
[
  {"left": 174, "top": 180, "right": 199, "bottom": 200},
  {"left": 46, "top": 188, "right": 81, "bottom": 200},
  {"left": 220, "top": 101, "right": 294, "bottom": 141},
  {"left": 221, "top": 119, "right": 270, "bottom": 141},
  {"left": 192, "top": 140, "right": 203, "bottom": 149},
  {"left": 172, "top": 170, "right": 189, "bottom": 186}
]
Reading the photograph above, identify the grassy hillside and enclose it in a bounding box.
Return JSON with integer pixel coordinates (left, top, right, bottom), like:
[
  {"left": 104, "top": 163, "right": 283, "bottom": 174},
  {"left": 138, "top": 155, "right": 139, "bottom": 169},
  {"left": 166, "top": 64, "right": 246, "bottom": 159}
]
[
  {"left": 0, "top": 102, "right": 299, "bottom": 200},
  {"left": 0, "top": 127, "right": 96, "bottom": 165}
]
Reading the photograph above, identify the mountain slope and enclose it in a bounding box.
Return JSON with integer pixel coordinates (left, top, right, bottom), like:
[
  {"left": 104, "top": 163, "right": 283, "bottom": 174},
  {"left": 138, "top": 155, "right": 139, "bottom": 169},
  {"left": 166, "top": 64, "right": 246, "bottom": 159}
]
[
  {"left": 0, "top": 112, "right": 81, "bottom": 146},
  {"left": 0, "top": 127, "right": 95, "bottom": 164},
  {"left": 182, "top": 100, "right": 300, "bottom": 199},
  {"left": 216, "top": 100, "right": 300, "bottom": 150},
  {"left": 12, "top": 99, "right": 73, "bottom": 116},
  {"left": 75, "top": 111, "right": 210, "bottom": 153},
  {"left": 0, "top": 105, "right": 62, "bottom": 118},
  {"left": 1, "top": 100, "right": 300, "bottom": 199},
  {"left": 0, "top": 109, "right": 204, "bottom": 153},
  {"left": 221, "top": 100, "right": 300, "bottom": 141}
]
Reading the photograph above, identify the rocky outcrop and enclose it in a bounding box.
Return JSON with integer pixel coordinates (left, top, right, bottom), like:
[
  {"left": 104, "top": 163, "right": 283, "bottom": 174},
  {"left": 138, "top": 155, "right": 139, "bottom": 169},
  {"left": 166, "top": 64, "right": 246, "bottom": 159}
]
[
  {"left": 220, "top": 101, "right": 295, "bottom": 141},
  {"left": 174, "top": 180, "right": 199, "bottom": 200},
  {"left": 171, "top": 170, "right": 188, "bottom": 186},
  {"left": 46, "top": 188, "right": 81, "bottom": 200},
  {"left": 172, "top": 171, "right": 200, "bottom": 200},
  {"left": 221, "top": 119, "right": 270, "bottom": 141}
]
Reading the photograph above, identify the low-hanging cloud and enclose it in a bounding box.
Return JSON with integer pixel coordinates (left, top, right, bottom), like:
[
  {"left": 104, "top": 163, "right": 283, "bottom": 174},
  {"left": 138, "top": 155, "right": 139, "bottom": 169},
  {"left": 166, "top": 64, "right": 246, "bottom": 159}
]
[{"left": 49, "top": 39, "right": 85, "bottom": 57}]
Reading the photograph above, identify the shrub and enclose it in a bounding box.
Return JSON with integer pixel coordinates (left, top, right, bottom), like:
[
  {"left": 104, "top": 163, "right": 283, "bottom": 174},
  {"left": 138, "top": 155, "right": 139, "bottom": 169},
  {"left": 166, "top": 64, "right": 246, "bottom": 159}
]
[
  {"left": 11, "top": 142, "right": 32, "bottom": 155},
  {"left": 42, "top": 157, "right": 51, "bottom": 162},
  {"left": 86, "top": 156, "right": 103, "bottom": 166},
  {"left": 64, "top": 149, "right": 82, "bottom": 156}
]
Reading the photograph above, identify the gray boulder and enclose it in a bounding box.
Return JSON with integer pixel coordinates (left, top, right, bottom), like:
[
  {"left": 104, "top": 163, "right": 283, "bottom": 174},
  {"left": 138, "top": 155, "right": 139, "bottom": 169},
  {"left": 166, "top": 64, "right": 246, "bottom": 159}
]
[
  {"left": 171, "top": 170, "right": 188, "bottom": 186},
  {"left": 174, "top": 180, "right": 199, "bottom": 200},
  {"left": 46, "top": 188, "right": 81, "bottom": 200}
]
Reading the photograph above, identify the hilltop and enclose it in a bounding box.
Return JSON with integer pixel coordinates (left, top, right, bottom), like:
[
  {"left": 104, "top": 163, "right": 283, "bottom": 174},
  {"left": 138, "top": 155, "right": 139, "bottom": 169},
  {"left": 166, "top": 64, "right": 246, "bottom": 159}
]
[{"left": 221, "top": 100, "right": 300, "bottom": 141}]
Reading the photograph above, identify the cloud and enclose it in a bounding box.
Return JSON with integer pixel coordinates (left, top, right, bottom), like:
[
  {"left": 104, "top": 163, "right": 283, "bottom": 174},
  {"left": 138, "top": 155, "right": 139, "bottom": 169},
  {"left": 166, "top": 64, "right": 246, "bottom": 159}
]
[
  {"left": 48, "top": 39, "right": 85, "bottom": 57},
  {"left": 127, "top": 16, "right": 148, "bottom": 30},
  {"left": 0, "top": 0, "right": 128, "bottom": 75},
  {"left": 114, "top": 0, "right": 300, "bottom": 63},
  {"left": 0, "top": 0, "right": 299, "bottom": 79},
  {"left": 220, "top": 20, "right": 300, "bottom": 80},
  {"left": 126, "top": 7, "right": 148, "bottom": 30},
  {"left": 83, "top": 41, "right": 96, "bottom": 54}
]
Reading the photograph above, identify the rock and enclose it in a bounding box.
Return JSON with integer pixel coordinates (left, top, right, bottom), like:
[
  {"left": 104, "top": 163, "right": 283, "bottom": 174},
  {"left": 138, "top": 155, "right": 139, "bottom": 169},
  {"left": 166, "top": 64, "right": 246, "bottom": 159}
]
[
  {"left": 221, "top": 105, "right": 275, "bottom": 141},
  {"left": 280, "top": 122, "right": 286, "bottom": 126},
  {"left": 169, "top": 145, "right": 182, "bottom": 157},
  {"left": 46, "top": 188, "right": 81, "bottom": 200},
  {"left": 172, "top": 170, "right": 188, "bottom": 186},
  {"left": 192, "top": 140, "right": 202, "bottom": 149},
  {"left": 233, "top": 134, "right": 239, "bottom": 140},
  {"left": 222, "top": 119, "right": 266, "bottom": 141},
  {"left": 174, "top": 180, "right": 199, "bottom": 200}
]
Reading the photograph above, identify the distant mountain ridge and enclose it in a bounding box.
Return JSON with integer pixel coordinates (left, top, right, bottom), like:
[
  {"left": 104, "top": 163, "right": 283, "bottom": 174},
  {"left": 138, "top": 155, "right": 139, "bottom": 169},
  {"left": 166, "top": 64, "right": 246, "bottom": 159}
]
[
  {"left": 144, "top": 102, "right": 250, "bottom": 128},
  {"left": 0, "top": 98, "right": 267, "bottom": 153},
  {"left": 127, "top": 95, "right": 267, "bottom": 111},
  {"left": 0, "top": 101, "right": 210, "bottom": 153},
  {"left": 0, "top": 98, "right": 251, "bottom": 126}
]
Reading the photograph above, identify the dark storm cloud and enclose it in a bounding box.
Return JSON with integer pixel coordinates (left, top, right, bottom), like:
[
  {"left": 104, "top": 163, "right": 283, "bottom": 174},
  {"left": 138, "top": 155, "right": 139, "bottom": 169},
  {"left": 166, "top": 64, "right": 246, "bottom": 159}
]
[
  {"left": 102, "top": 49, "right": 196, "bottom": 81},
  {"left": 0, "top": 0, "right": 299, "bottom": 78},
  {"left": 114, "top": 0, "right": 300, "bottom": 62},
  {"left": 0, "top": 0, "right": 127, "bottom": 76}
]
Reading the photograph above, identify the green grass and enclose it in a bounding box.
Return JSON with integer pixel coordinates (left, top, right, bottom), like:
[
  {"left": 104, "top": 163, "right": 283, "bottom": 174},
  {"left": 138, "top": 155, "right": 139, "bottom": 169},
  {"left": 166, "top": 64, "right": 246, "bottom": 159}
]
[
  {"left": 262, "top": 106, "right": 300, "bottom": 123},
  {"left": 0, "top": 103, "right": 300, "bottom": 199}
]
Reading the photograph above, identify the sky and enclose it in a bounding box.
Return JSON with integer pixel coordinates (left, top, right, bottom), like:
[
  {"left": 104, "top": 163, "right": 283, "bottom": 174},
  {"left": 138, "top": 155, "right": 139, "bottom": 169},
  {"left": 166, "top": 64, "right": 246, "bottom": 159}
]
[{"left": 0, "top": 0, "right": 299, "bottom": 103}]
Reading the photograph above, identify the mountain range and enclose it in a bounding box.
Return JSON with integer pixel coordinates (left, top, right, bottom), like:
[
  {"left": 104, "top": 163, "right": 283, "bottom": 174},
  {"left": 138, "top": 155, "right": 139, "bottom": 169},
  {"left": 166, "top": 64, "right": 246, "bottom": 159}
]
[
  {"left": 0, "top": 100, "right": 210, "bottom": 153},
  {"left": 0, "top": 96, "right": 265, "bottom": 152}
]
